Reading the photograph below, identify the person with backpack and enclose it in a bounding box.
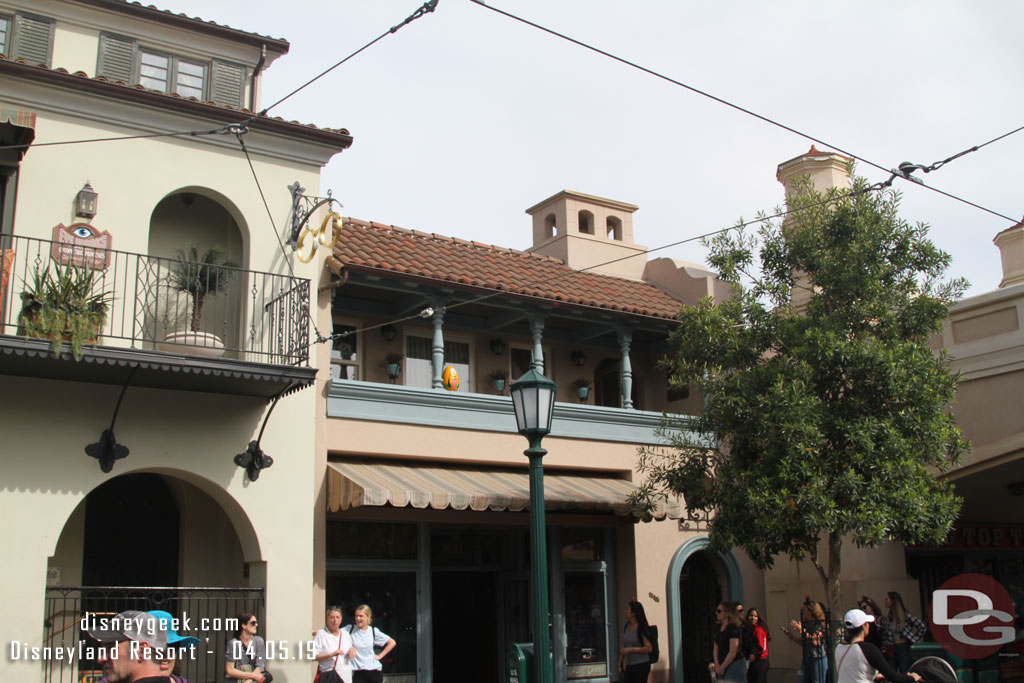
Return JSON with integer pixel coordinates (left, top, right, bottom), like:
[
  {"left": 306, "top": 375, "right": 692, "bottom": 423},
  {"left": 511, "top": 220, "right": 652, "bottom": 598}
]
[
  {"left": 346, "top": 605, "right": 396, "bottom": 683},
  {"left": 619, "top": 599, "right": 654, "bottom": 683}
]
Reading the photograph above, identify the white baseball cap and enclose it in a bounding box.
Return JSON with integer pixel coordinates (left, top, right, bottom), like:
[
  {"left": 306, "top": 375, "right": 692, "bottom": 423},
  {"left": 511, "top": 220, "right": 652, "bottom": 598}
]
[{"left": 843, "top": 608, "right": 875, "bottom": 629}]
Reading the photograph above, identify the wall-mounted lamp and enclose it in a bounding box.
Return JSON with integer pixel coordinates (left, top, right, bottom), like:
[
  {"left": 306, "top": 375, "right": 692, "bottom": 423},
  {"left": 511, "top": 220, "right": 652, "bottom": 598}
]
[
  {"left": 490, "top": 338, "right": 506, "bottom": 355},
  {"left": 380, "top": 324, "right": 397, "bottom": 342},
  {"left": 75, "top": 182, "right": 98, "bottom": 219},
  {"left": 571, "top": 349, "right": 587, "bottom": 367}
]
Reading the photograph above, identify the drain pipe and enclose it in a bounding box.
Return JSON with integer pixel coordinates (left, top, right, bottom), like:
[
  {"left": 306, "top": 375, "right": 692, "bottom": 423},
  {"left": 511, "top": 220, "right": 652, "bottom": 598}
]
[{"left": 250, "top": 44, "right": 267, "bottom": 112}]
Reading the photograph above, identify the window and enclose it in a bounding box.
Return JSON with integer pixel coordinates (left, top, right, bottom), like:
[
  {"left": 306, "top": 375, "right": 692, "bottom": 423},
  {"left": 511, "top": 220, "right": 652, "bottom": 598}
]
[
  {"left": 97, "top": 34, "right": 245, "bottom": 107},
  {"left": 405, "top": 335, "right": 470, "bottom": 391},
  {"left": 0, "top": 16, "right": 9, "bottom": 56},
  {"left": 139, "top": 49, "right": 206, "bottom": 99},
  {"left": 606, "top": 216, "right": 622, "bottom": 241},
  {"left": 578, "top": 210, "right": 594, "bottom": 235},
  {"left": 6, "top": 13, "right": 55, "bottom": 66},
  {"left": 562, "top": 528, "right": 611, "bottom": 680}
]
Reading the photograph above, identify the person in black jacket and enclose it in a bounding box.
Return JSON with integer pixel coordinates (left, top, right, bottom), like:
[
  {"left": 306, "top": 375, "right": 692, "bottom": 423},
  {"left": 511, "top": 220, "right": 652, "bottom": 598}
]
[{"left": 834, "top": 609, "right": 921, "bottom": 683}]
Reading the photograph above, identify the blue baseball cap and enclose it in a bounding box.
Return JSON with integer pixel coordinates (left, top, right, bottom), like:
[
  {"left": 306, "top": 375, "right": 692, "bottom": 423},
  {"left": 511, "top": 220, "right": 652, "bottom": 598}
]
[{"left": 149, "top": 610, "right": 201, "bottom": 648}]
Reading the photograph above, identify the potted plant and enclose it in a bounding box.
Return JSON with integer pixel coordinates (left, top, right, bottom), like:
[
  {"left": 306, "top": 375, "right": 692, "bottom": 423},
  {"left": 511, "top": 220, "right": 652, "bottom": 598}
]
[
  {"left": 19, "top": 262, "right": 112, "bottom": 360},
  {"left": 573, "top": 377, "right": 592, "bottom": 403},
  {"left": 159, "top": 243, "right": 237, "bottom": 356},
  {"left": 488, "top": 368, "right": 509, "bottom": 394},
  {"left": 382, "top": 352, "right": 403, "bottom": 381}
]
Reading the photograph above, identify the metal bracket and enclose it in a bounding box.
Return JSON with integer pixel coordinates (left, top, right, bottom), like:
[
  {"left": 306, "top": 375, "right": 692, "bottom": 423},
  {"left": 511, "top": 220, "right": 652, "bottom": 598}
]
[
  {"left": 85, "top": 368, "right": 137, "bottom": 472},
  {"left": 233, "top": 383, "right": 296, "bottom": 481},
  {"left": 287, "top": 182, "right": 341, "bottom": 249}
]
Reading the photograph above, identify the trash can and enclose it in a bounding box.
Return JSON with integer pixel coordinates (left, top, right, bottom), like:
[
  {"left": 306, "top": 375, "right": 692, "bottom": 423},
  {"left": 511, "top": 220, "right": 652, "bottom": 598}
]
[
  {"left": 509, "top": 643, "right": 532, "bottom": 683},
  {"left": 508, "top": 642, "right": 553, "bottom": 683}
]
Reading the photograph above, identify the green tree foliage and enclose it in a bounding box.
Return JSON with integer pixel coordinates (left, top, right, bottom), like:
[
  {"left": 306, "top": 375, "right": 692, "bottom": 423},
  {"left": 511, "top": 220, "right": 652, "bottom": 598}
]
[{"left": 634, "top": 175, "right": 968, "bottom": 612}]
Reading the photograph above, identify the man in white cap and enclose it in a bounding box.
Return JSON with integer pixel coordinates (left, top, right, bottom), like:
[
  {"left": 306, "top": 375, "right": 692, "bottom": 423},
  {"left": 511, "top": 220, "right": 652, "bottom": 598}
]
[
  {"left": 84, "top": 610, "right": 172, "bottom": 682},
  {"left": 834, "top": 608, "right": 921, "bottom": 683}
]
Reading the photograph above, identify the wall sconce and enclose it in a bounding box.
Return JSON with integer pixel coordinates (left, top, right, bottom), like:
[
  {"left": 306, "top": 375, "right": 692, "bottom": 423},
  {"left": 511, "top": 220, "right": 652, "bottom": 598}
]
[
  {"left": 75, "top": 182, "right": 98, "bottom": 219},
  {"left": 490, "top": 338, "right": 506, "bottom": 355},
  {"left": 380, "top": 324, "right": 397, "bottom": 342},
  {"left": 571, "top": 349, "right": 587, "bottom": 366}
]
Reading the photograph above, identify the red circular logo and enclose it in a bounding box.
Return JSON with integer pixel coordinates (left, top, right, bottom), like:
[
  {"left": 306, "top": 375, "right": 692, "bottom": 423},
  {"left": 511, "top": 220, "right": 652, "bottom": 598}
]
[{"left": 929, "top": 573, "right": 1016, "bottom": 659}]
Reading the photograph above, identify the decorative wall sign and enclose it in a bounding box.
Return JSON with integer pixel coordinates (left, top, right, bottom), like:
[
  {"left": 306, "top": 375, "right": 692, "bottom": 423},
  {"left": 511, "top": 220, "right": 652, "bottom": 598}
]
[{"left": 51, "top": 222, "right": 112, "bottom": 269}]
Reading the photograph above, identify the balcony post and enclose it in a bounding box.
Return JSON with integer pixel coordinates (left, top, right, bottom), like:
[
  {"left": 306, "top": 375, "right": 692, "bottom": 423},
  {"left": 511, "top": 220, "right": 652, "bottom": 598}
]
[
  {"left": 528, "top": 310, "right": 546, "bottom": 373},
  {"left": 431, "top": 304, "right": 446, "bottom": 389},
  {"left": 617, "top": 325, "right": 633, "bottom": 409}
]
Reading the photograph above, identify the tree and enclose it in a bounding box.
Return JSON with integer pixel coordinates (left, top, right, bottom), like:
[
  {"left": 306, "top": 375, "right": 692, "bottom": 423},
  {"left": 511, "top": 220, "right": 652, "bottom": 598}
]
[{"left": 634, "top": 173, "right": 969, "bottom": 615}]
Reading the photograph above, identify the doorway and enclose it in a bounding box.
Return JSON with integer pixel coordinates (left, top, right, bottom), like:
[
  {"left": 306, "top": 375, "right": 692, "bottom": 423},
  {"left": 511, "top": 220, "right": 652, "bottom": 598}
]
[{"left": 679, "top": 550, "right": 723, "bottom": 683}]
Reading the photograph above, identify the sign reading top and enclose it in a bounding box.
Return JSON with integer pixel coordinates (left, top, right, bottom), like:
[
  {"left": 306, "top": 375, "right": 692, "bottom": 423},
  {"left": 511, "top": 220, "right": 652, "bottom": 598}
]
[{"left": 51, "top": 223, "right": 113, "bottom": 270}]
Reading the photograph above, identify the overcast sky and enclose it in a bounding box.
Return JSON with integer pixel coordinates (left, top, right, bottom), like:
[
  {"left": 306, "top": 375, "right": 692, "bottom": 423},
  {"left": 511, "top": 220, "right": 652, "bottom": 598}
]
[{"left": 160, "top": 0, "right": 1023, "bottom": 295}]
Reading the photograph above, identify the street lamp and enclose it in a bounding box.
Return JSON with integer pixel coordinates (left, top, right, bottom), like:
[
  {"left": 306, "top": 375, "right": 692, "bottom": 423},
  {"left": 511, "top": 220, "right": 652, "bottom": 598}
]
[{"left": 509, "top": 367, "right": 556, "bottom": 683}]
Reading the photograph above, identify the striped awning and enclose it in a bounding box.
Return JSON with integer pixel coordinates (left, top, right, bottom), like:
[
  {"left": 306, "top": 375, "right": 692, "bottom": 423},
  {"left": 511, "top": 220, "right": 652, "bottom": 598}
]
[
  {"left": 327, "top": 459, "right": 680, "bottom": 519},
  {"left": 0, "top": 105, "right": 36, "bottom": 159}
]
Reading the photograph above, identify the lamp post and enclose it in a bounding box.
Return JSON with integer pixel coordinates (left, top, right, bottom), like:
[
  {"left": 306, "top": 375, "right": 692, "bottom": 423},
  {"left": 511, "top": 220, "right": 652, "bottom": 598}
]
[{"left": 509, "top": 367, "right": 556, "bottom": 683}]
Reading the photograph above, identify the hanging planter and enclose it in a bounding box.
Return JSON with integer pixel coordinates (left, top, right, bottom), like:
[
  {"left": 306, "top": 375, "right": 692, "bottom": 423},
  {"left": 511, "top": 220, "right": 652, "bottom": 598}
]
[
  {"left": 489, "top": 368, "right": 509, "bottom": 395},
  {"left": 573, "top": 378, "right": 592, "bottom": 404}
]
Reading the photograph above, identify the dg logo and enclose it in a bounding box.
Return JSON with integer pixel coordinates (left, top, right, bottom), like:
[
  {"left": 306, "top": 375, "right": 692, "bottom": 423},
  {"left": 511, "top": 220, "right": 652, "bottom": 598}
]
[{"left": 930, "top": 573, "right": 1016, "bottom": 659}]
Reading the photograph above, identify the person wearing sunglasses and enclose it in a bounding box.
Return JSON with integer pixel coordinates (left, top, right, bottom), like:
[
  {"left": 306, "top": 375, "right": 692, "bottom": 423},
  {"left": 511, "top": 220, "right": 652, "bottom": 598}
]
[{"left": 226, "top": 613, "right": 269, "bottom": 683}]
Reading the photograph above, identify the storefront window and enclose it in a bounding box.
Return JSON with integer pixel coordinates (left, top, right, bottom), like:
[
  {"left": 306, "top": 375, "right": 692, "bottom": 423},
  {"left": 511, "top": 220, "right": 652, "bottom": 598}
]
[
  {"left": 326, "top": 571, "right": 417, "bottom": 681},
  {"left": 326, "top": 521, "right": 417, "bottom": 561},
  {"left": 564, "top": 572, "right": 608, "bottom": 680},
  {"left": 561, "top": 528, "right": 605, "bottom": 562}
]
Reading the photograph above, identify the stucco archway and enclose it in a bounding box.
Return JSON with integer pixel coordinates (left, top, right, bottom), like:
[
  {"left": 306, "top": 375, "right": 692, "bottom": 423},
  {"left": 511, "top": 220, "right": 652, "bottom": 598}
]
[{"left": 665, "top": 536, "right": 743, "bottom": 683}]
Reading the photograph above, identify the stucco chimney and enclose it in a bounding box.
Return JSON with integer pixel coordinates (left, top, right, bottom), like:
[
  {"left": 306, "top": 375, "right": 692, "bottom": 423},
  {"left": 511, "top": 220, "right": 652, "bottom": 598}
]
[
  {"left": 994, "top": 219, "right": 1024, "bottom": 288},
  {"left": 776, "top": 145, "right": 852, "bottom": 194},
  {"left": 525, "top": 190, "right": 648, "bottom": 279},
  {"left": 776, "top": 147, "right": 853, "bottom": 310}
]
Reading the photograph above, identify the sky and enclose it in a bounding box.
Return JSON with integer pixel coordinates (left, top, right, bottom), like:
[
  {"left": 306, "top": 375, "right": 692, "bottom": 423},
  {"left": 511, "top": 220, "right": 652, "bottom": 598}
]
[{"left": 159, "top": 0, "right": 1024, "bottom": 295}]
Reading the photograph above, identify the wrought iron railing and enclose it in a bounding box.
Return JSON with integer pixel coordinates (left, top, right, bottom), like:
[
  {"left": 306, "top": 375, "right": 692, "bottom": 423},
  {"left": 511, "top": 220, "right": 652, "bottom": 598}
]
[
  {"left": 43, "top": 585, "right": 264, "bottom": 683},
  {"left": 0, "top": 234, "right": 310, "bottom": 365}
]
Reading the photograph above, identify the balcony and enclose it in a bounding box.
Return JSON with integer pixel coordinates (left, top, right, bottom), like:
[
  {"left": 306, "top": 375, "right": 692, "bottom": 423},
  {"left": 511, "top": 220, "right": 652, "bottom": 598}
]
[
  {"left": 327, "top": 378, "right": 686, "bottom": 444},
  {"left": 0, "top": 234, "right": 315, "bottom": 397}
]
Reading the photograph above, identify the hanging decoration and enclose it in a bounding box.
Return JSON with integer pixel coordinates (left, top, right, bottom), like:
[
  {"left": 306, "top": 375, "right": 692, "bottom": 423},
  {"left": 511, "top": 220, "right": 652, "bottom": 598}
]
[{"left": 442, "top": 365, "right": 459, "bottom": 391}]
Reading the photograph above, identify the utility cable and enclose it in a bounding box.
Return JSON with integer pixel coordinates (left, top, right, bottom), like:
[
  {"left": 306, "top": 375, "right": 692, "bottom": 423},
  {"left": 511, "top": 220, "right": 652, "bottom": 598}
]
[
  {"left": 328, "top": 179, "right": 888, "bottom": 343},
  {"left": 233, "top": 129, "right": 328, "bottom": 344},
  {"left": 469, "top": 0, "right": 1019, "bottom": 224},
  {"left": 245, "top": 0, "right": 439, "bottom": 121},
  {"left": 0, "top": 125, "right": 236, "bottom": 151}
]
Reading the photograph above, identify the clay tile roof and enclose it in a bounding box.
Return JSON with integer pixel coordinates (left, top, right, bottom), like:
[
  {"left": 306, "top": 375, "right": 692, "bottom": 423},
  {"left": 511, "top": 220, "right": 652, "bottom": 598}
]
[{"left": 334, "top": 219, "right": 684, "bottom": 321}]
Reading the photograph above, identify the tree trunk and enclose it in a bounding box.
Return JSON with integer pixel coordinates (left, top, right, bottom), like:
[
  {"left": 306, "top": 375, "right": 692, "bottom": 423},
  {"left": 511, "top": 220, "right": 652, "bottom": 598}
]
[
  {"left": 190, "top": 294, "right": 204, "bottom": 333},
  {"left": 810, "top": 533, "right": 844, "bottom": 618}
]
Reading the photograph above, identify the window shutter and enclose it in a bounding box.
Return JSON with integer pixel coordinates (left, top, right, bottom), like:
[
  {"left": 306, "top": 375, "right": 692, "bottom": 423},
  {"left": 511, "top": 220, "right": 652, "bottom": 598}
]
[
  {"left": 97, "top": 33, "right": 135, "bottom": 83},
  {"left": 11, "top": 13, "right": 53, "bottom": 66},
  {"left": 210, "top": 61, "right": 245, "bottom": 107}
]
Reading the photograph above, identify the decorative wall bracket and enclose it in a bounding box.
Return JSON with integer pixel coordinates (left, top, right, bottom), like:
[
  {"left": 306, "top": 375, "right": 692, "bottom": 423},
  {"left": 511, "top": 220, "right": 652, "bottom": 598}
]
[
  {"left": 287, "top": 182, "right": 343, "bottom": 262},
  {"left": 85, "top": 368, "right": 136, "bottom": 472}
]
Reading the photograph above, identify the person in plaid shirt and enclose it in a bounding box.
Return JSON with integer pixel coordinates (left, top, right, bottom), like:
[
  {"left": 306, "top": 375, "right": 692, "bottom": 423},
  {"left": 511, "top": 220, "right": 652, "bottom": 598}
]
[{"left": 884, "top": 591, "right": 927, "bottom": 674}]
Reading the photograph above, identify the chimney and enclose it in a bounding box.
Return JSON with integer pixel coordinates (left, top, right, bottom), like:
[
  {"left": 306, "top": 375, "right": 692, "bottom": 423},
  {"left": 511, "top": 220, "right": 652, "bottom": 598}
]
[
  {"left": 525, "top": 190, "right": 648, "bottom": 279},
  {"left": 776, "top": 146, "right": 853, "bottom": 310},
  {"left": 995, "top": 219, "right": 1024, "bottom": 288}
]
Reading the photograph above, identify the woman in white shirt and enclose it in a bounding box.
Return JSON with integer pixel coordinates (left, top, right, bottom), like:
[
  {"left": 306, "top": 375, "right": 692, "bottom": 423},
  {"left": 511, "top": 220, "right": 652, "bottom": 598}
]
[
  {"left": 346, "top": 605, "right": 396, "bottom": 683},
  {"left": 314, "top": 607, "right": 355, "bottom": 683},
  {"left": 834, "top": 608, "right": 920, "bottom": 683}
]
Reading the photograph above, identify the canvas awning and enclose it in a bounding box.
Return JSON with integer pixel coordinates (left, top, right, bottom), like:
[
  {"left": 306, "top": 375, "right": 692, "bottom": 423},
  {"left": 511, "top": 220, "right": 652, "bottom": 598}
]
[{"left": 327, "top": 459, "right": 680, "bottom": 519}]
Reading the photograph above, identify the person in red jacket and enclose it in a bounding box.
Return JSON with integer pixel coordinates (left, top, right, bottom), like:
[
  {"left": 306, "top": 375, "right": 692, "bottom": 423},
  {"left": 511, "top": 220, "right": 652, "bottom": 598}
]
[{"left": 744, "top": 607, "right": 770, "bottom": 683}]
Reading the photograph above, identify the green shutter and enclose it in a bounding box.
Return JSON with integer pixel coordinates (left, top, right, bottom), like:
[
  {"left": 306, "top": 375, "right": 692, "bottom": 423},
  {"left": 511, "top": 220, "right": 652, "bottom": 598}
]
[
  {"left": 210, "top": 60, "right": 245, "bottom": 107},
  {"left": 97, "top": 33, "right": 135, "bottom": 83},
  {"left": 11, "top": 13, "right": 53, "bottom": 66}
]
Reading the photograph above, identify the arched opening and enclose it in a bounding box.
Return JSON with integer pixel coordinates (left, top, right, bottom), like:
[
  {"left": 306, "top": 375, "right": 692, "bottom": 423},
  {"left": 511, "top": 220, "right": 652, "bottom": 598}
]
[
  {"left": 544, "top": 213, "right": 557, "bottom": 239},
  {"left": 593, "top": 358, "right": 642, "bottom": 409},
  {"left": 48, "top": 472, "right": 263, "bottom": 683},
  {"left": 665, "top": 537, "right": 743, "bottom": 683},
  {"left": 606, "top": 216, "right": 622, "bottom": 241},
  {"left": 147, "top": 190, "right": 247, "bottom": 355},
  {"left": 578, "top": 209, "right": 594, "bottom": 235}
]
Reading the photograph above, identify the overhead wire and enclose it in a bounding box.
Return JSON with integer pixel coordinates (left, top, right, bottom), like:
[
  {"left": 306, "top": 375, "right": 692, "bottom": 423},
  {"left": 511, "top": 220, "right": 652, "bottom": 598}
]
[{"left": 467, "top": 0, "right": 1020, "bottom": 224}]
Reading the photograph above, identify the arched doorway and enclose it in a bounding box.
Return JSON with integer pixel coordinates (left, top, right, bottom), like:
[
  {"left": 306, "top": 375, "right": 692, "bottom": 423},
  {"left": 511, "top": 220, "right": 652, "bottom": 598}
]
[
  {"left": 82, "top": 473, "right": 179, "bottom": 587},
  {"left": 665, "top": 537, "right": 743, "bottom": 683}
]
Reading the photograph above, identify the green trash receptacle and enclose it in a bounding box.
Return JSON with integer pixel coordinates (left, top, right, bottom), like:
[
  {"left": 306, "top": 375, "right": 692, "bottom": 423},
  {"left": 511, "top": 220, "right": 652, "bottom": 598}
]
[
  {"left": 509, "top": 643, "right": 532, "bottom": 683},
  {"left": 508, "top": 643, "right": 553, "bottom": 683}
]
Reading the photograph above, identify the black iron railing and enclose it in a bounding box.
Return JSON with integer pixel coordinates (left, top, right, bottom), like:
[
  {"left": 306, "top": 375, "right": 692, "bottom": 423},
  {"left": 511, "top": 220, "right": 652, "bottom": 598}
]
[
  {"left": 0, "top": 234, "right": 310, "bottom": 365},
  {"left": 43, "top": 585, "right": 264, "bottom": 683}
]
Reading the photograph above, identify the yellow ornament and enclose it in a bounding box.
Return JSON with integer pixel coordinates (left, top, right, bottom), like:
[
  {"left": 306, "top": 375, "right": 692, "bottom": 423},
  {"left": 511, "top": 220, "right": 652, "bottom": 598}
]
[{"left": 442, "top": 365, "right": 459, "bottom": 391}]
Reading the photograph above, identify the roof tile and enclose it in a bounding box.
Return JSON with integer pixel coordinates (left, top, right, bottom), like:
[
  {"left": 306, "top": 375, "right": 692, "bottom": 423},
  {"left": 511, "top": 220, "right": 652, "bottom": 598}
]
[{"left": 334, "top": 218, "right": 684, "bottom": 321}]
